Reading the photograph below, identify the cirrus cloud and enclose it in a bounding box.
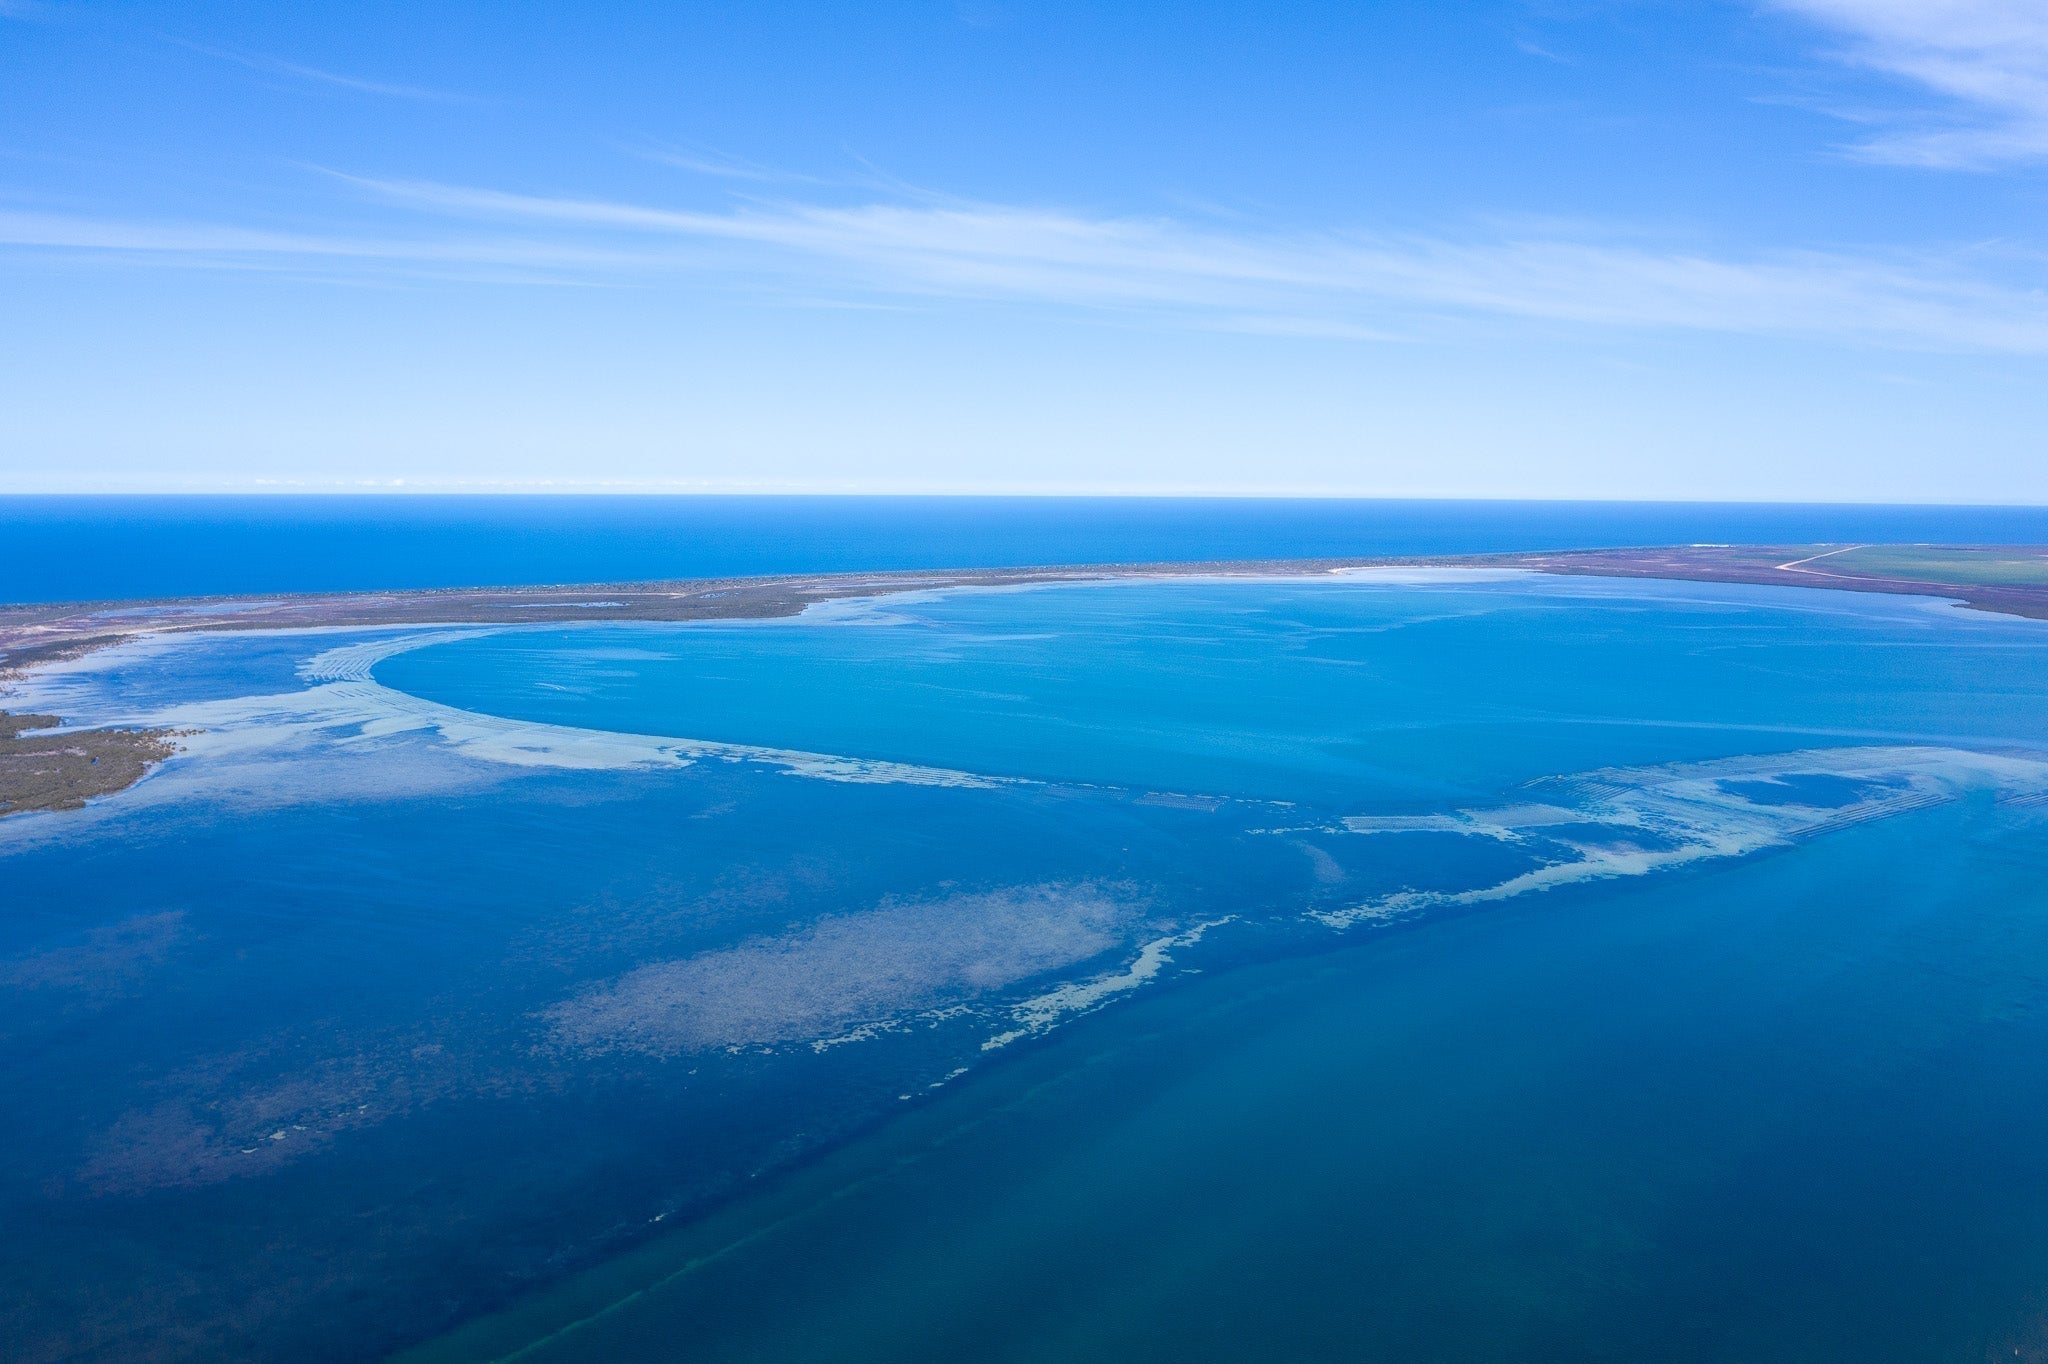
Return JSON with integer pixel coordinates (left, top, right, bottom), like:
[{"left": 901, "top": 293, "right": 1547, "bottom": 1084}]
[
  {"left": 1773, "top": 0, "right": 2048, "bottom": 166},
  {"left": 4, "top": 172, "right": 2047, "bottom": 352}
]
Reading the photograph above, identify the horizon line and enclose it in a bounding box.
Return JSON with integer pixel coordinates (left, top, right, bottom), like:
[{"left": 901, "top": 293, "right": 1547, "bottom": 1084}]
[{"left": 3, "top": 489, "right": 2048, "bottom": 511}]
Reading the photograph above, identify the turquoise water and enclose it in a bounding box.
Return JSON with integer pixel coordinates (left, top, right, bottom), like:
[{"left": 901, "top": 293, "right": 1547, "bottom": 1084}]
[
  {"left": 378, "top": 574, "right": 2048, "bottom": 803},
  {"left": 6, "top": 571, "right": 2048, "bottom": 1361}
]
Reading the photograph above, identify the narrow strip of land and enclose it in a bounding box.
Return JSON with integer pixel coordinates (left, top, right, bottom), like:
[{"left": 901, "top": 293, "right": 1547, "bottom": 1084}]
[
  {"left": 6, "top": 546, "right": 2046, "bottom": 680},
  {"left": 1485, "top": 543, "right": 2048, "bottom": 620},
  {"left": 3, "top": 544, "right": 2042, "bottom": 817},
  {"left": 1774, "top": 545, "right": 1865, "bottom": 571}
]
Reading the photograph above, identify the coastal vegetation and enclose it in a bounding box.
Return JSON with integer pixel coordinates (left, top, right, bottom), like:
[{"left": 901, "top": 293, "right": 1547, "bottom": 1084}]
[
  {"left": 0, "top": 711, "right": 181, "bottom": 816},
  {"left": 6, "top": 546, "right": 2048, "bottom": 684}
]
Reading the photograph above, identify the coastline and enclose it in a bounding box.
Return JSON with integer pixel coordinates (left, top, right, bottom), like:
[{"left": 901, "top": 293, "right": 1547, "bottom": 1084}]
[
  {"left": 4, "top": 544, "right": 2043, "bottom": 818},
  {"left": 0, "top": 711, "right": 185, "bottom": 816},
  {"left": 7, "top": 543, "right": 2046, "bottom": 677},
  {"left": 1483, "top": 543, "right": 2048, "bottom": 621},
  {"left": 9, "top": 552, "right": 2048, "bottom": 1360}
]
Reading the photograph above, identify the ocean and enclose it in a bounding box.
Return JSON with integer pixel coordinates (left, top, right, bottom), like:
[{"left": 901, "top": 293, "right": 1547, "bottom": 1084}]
[
  {"left": 9, "top": 494, "right": 2048, "bottom": 602},
  {"left": 4, "top": 539, "right": 2048, "bottom": 1361}
]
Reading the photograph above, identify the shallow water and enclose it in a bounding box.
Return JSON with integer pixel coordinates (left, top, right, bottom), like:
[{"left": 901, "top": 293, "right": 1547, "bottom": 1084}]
[
  {"left": 406, "top": 803, "right": 2048, "bottom": 1364},
  {"left": 378, "top": 574, "right": 2048, "bottom": 801},
  {"left": 5, "top": 572, "right": 2048, "bottom": 1362}
]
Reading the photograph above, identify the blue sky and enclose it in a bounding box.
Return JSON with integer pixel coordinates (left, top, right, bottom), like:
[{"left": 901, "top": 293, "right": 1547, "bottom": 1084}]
[{"left": 3, "top": 1, "right": 2046, "bottom": 499}]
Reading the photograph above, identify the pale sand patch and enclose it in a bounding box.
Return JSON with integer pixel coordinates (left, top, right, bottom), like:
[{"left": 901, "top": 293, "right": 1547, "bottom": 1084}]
[{"left": 546, "top": 883, "right": 1137, "bottom": 1056}]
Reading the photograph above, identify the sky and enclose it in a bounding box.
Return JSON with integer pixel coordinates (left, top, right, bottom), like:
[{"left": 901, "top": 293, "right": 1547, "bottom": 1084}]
[{"left": 3, "top": 0, "right": 2047, "bottom": 500}]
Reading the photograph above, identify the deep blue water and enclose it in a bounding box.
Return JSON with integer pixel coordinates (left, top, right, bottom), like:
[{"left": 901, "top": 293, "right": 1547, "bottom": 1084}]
[
  {"left": 9, "top": 494, "right": 2048, "bottom": 602},
  {"left": 408, "top": 803, "right": 2048, "bottom": 1364},
  {"left": 6, "top": 571, "right": 2048, "bottom": 1363}
]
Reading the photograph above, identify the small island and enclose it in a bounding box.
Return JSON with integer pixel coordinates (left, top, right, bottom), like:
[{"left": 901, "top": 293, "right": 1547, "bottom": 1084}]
[{"left": 0, "top": 711, "right": 183, "bottom": 816}]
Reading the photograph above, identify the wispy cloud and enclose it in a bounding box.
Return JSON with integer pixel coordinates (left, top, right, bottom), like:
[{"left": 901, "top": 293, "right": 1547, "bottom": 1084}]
[
  {"left": 5, "top": 179, "right": 2048, "bottom": 353},
  {"left": 0, "top": 208, "right": 646, "bottom": 275},
  {"left": 1513, "top": 37, "right": 1574, "bottom": 65},
  {"left": 1771, "top": 0, "right": 2048, "bottom": 166},
  {"left": 171, "top": 39, "right": 471, "bottom": 103},
  {"left": 634, "top": 145, "right": 845, "bottom": 187},
  {"left": 350, "top": 177, "right": 2048, "bottom": 350}
]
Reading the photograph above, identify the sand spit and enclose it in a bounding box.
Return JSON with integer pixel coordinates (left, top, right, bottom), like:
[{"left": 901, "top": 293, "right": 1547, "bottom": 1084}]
[
  {"left": 0, "top": 561, "right": 1375, "bottom": 677},
  {"left": 288, "top": 631, "right": 1016, "bottom": 786},
  {"left": 7, "top": 545, "right": 2045, "bottom": 687}
]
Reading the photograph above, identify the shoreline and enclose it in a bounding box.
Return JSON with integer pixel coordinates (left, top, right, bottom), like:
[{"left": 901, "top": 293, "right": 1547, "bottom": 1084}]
[
  {"left": 0, "top": 711, "right": 185, "bottom": 816},
  {"left": 10, "top": 548, "right": 2048, "bottom": 1357},
  {"left": 7, "top": 543, "right": 2046, "bottom": 679},
  {"left": 4, "top": 544, "right": 2043, "bottom": 818}
]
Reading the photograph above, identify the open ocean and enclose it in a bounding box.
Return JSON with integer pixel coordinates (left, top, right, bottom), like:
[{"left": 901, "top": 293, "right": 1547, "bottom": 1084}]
[
  {"left": 9, "top": 495, "right": 2048, "bottom": 602},
  {"left": 5, "top": 503, "right": 2048, "bottom": 1362}
]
